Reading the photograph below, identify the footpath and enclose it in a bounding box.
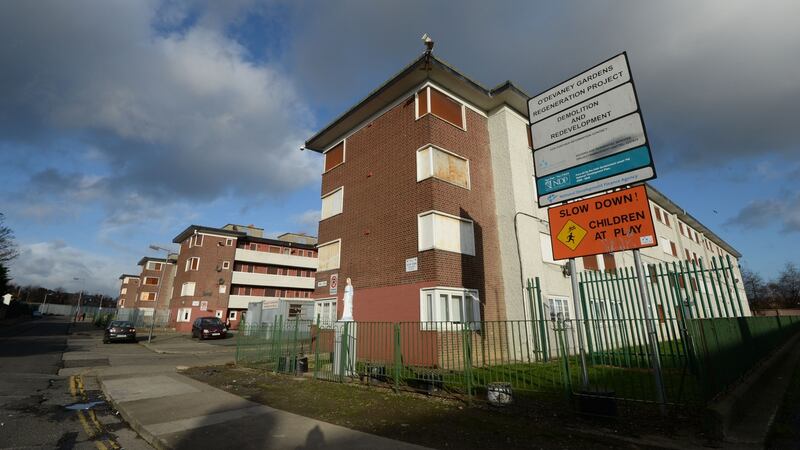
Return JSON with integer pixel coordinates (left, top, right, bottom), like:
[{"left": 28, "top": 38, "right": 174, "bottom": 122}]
[{"left": 63, "top": 323, "right": 428, "bottom": 450}]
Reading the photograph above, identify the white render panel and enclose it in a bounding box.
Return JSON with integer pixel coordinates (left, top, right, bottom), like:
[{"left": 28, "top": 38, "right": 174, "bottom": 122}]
[
  {"left": 234, "top": 249, "right": 318, "bottom": 269},
  {"left": 228, "top": 295, "right": 281, "bottom": 309},
  {"left": 231, "top": 272, "right": 316, "bottom": 289}
]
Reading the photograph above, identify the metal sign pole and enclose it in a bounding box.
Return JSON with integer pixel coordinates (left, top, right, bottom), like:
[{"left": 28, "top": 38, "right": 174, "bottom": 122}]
[
  {"left": 568, "top": 258, "right": 590, "bottom": 388},
  {"left": 633, "top": 248, "right": 667, "bottom": 414}
]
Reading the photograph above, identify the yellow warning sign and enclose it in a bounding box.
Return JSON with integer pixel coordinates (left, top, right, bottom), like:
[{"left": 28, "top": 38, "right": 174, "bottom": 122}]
[{"left": 556, "top": 220, "right": 587, "bottom": 250}]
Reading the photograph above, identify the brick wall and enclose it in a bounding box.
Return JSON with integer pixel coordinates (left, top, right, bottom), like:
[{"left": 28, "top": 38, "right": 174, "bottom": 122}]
[{"left": 314, "top": 90, "right": 506, "bottom": 322}]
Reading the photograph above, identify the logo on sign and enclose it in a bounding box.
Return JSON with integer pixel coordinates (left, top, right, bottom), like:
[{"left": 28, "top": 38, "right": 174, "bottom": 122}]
[
  {"left": 544, "top": 174, "right": 570, "bottom": 191},
  {"left": 640, "top": 235, "right": 654, "bottom": 245},
  {"left": 557, "top": 220, "right": 587, "bottom": 250},
  {"left": 200, "top": 301, "right": 208, "bottom": 311}
]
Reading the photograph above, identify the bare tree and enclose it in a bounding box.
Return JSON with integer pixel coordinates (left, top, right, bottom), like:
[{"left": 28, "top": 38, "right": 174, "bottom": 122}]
[
  {"left": 0, "top": 213, "right": 19, "bottom": 263},
  {"left": 770, "top": 263, "right": 800, "bottom": 308},
  {"left": 741, "top": 267, "right": 767, "bottom": 308}
]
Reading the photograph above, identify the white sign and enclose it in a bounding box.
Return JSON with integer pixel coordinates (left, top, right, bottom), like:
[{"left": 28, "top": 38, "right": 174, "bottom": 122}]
[
  {"left": 528, "top": 52, "right": 656, "bottom": 206},
  {"left": 528, "top": 53, "right": 630, "bottom": 123},
  {"left": 405, "top": 257, "right": 418, "bottom": 272},
  {"left": 534, "top": 113, "right": 646, "bottom": 177},
  {"left": 317, "top": 280, "right": 328, "bottom": 288},
  {"left": 262, "top": 299, "right": 279, "bottom": 309},
  {"left": 191, "top": 300, "right": 200, "bottom": 306},
  {"left": 200, "top": 301, "right": 208, "bottom": 311},
  {"left": 531, "top": 83, "right": 638, "bottom": 149}
]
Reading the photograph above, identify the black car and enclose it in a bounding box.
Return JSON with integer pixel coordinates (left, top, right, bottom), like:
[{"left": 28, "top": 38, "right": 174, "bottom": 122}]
[
  {"left": 191, "top": 317, "right": 227, "bottom": 340},
  {"left": 104, "top": 320, "right": 136, "bottom": 343}
]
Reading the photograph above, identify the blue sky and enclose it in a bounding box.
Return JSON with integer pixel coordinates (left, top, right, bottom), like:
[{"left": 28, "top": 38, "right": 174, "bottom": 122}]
[{"left": 1, "top": 0, "right": 798, "bottom": 295}]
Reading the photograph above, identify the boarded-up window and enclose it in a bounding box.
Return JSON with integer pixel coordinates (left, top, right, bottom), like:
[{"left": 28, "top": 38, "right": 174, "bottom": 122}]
[
  {"left": 321, "top": 187, "right": 344, "bottom": 219},
  {"left": 429, "top": 87, "right": 464, "bottom": 128},
  {"left": 418, "top": 212, "right": 475, "bottom": 256},
  {"left": 140, "top": 292, "right": 156, "bottom": 301},
  {"left": 416, "top": 146, "right": 469, "bottom": 188},
  {"left": 602, "top": 254, "right": 617, "bottom": 273},
  {"left": 670, "top": 242, "right": 678, "bottom": 257},
  {"left": 657, "top": 305, "right": 665, "bottom": 324},
  {"left": 540, "top": 233, "right": 556, "bottom": 263},
  {"left": 685, "top": 249, "right": 691, "bottom": 261},
  {"left": 324, "top": 141, "right": 345, "bottom": 172},
  {"left": 318, "top": 240, "right": 341, "bottom": 271},
  {"left": 648, "top": 264, "right": 658, "bottom": 284},
  {"left": 583, "top": 255, "right": 599, "bottom": 271},
  {"left": 664, "top": 215, "right": 670, "bottom": 228},
  {"left": 143, "top": 276, "right": 159, "bottom": 285},
  {"left": 654, "top": 207, "right": 662, "bottom": 222},
  {"left": 181, "top": 282, "right": 195, "bottom": 296},
  {"left": 417, "top": 88, "right": 428, "bottom": 117}
]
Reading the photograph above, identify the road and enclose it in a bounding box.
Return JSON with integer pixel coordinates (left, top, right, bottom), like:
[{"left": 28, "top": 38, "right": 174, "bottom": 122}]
[{"left": 0, "top": 316, "right": 152, "bottom": 449}]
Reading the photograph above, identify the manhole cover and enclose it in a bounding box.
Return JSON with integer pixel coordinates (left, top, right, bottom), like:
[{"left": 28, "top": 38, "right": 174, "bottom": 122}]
[{"left": 63, "top": 359, "right": 109, "bottom": 368}]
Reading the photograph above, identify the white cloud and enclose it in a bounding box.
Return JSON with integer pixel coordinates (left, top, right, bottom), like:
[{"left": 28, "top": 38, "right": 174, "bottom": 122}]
[
  {"left": 291, "top": 209, "right": 320, "bottom": 235},
  {"left": 9, "top": 241, "right": 128, "bottom": 296}
]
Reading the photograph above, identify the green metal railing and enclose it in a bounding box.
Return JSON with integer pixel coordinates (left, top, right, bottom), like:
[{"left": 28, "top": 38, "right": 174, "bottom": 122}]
[{"left": 234, "top": 257, "right": 800, "bottom": 412}]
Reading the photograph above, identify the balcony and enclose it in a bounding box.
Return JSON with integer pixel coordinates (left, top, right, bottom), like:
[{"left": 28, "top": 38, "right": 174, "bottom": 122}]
[
  {"left": 234, "top": 249, "right": 318, "bottom": 269},
  {"left": 228, "top": 295, "right": 281, "bottom": 309},
  {"left": 230, "top": 271, "right": 316, "bottom": 290}
]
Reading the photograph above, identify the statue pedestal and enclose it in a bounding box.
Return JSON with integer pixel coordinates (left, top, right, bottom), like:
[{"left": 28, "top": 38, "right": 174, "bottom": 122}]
[{"left": 333, "top": 321, "right": 357, "bottom": 378}]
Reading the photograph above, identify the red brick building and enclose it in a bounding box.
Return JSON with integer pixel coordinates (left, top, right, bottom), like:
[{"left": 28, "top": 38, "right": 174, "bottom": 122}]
[
  {"left": 168, "top": 224, "right": 318, "bottom": 332},
  {"left": 132, "top": 256, "right": 177, "bottom": 315},
  {"left": 116, "top": 274, "right": 139, "bottom": 309}
]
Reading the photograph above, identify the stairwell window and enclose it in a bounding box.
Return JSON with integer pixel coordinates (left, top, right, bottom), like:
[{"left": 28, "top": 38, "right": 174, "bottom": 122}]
[
  {"left": 186, "top": 257, "right": 200, "bottom": 272},
  {"left": 418, "top": 211, "right": 475, "bottom": 256},
  {"left": 420, "top": 288, "right": 480, "bottom": 330},
  {"left": 416, "top": 86, "right": 466, "bottom": 129},
  {"left": 416, "top": 145, "right": 470, "bottom": 189},
  {"left": 321, "top": 187, "right": 344, "bottom": 220},
  {"left": 317, "top": 239, "right": 341, "bottom": 271},
  {"left": 143, "top": 276, "right": 159, "bottom": 285},
  {"left": 324, "top": 141, "right": 345, "bottom": 172}
]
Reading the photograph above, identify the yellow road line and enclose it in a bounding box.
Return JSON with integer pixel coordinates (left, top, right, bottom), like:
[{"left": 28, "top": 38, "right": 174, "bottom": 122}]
[{"left": 70, "top": 375, "right": 122, "bottom": 449}]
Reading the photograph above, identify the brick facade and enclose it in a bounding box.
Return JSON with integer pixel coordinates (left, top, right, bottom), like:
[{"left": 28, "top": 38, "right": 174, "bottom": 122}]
[{"left": 117, "top": 275, "right": 139, "bottom": 309}]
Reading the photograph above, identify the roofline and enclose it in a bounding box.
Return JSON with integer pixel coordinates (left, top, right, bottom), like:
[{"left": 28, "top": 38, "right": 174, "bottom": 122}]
[
  {"left": 118, "top": 274, "right": 140, "bottom": 280},
  {"left": 241, "top": 235, "right": 317, "bottom": 250},
  {"left": 172, "top": 224, "right": 244, "bottom": 243},
  {"left": 645, "top": 184, "right": 741, "bottom": 258},
  {"left": 305, "top": 53, "right": 529, "bottom": 152},
  {"left": 137, "top": 256, "right": 175, "bottom": 266}
]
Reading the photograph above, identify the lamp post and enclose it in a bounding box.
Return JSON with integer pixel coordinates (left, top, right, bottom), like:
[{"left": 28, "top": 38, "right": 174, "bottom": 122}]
[
  {"left": 147, "top": 245, "right": 173, "bottom": 343},
  {"left": 72, "top": 277, "right": 84, "bottom": 323}
]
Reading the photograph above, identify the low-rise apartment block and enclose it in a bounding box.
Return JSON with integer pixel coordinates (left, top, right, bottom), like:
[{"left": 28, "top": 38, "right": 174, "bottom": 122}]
[
  {"left": 133, "top": 255, "right": 177, "bottom": 316},
  {"left": 116, "top": 274, "right": 139, "bottom": 309},
  {"left": 169, "top": 224, "right": 318, "bottom": 332}
]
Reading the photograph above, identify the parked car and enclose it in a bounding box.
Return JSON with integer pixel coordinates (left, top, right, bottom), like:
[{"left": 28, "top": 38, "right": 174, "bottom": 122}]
[
  {"left": 32, "top": 310, "right": 43, "bottom": 318},
  {"left": 103, "top": 320, "right": 136, "bottom": 343},
  {"left": 191, "top": 317, "right": 227, "bottom": 340}
]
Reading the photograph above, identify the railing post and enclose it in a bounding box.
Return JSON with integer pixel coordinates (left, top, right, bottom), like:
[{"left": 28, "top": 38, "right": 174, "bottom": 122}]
[
  {"left": 568, "top": 258, "right": 590, "bottom": 388},
  {"left": 462, "top": 323, "right": 473, "bottom": 399},
  {"left": 633, "top": 249, "right": 667, "bottom": 415},
  {"left": 535, "top": 277, "right": 549, "bottom": 362},
  {"left": 313, "top": 315, "right": 320, "bottom": 380},
  {"left": 393, "top": 323, "right": 402, "bottom": 392}
]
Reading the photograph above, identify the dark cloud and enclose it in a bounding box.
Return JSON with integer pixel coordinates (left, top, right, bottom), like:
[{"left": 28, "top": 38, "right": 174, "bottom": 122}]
[
  {"left": 725, "top": 194, "right": 800, "bottom": 233},
  {"left": 286, "top": 0, "right": 800, "bottom": 171}
]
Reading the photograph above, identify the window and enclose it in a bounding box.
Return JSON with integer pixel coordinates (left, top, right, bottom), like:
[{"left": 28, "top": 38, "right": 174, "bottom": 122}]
[
  {"left": 288, "top": 303, "right": 303, "bottom": 318},
  {"left": 177, "top": 308, "right": 191, "bottom": 322},
  {"left": 146, "top": 261, "right": 163, "bottom": 271},
  {"left": 228, "top": 310, "right": 237, "bottom": 320},
  {"left": 661, "top": 237, "right": 671, "bottom": 255},
  {"left": 324, "top": 141, "right": 345, "bottom": 172},
  {"left": 181, "top": 282, "right": 196, "bottom": 296},
  {"left": 190, "top": 234, "right": 204, "bottom": 247},
  {"left": 602, "top": 254, "right": 617, "bottom": 273},
  {"left": 671, "top": 242, "right": 678, "bottom": 257},
  {"left": 123, "top": 277, "right": 131, "bottom": 284},
  {"left": 664, "top": 214, "right": 670, "bottom": 227},
  {"left": 657, "top": 305, "right": 666, "bottom": 324},
  {"left": 417, "top": 86, "right": 466, "bottom": 129},
  {"left": 226, "top": 238, "right": 233, "bottom": 246},
  {"left": 120, "top": 287, "right": 127, "bottom": 295},
  {"left": 119, "top": 299, "right": 125, "bottom": 307},
  {"left": 417, "top": 211, "right": 475, "bottom": 255},
  {"left": 548, "top": 297, "right": 571, "bottom": 323},
  {"left": 185, "top": 257, "right": 199, "bottom": 271},
  {"left": 583, "top": 255, "right": 599, "bottom": 271},
  {"left": 679, "top": 223, "right": 686, "bottom": 236},
  {"left": 143, "top": 276, "right": 159, "bottom": 286},
  {"left": 540, "top": 233, "right": 556, "bottom": 263},
  {"left": 140, "top": 292, "right": 156, "bottom": 301},
  {"left": 420, "top": 288, "right": 480, "bottom": 329},
  {"left": 222, "top": 261, "right": 230, "bottom": 270},
  {"left": 416, "top": 145, "right": 470, "bottom": 189},
  {"left": 321, "top": 187, "right": 344, "bottom": 220},
  {"left": 685, "top": 249, "right": 691, "bottom": 261},
  {"left": 315, "top": 299, "right": 337, "bottom": 328},
  {"left": 654, "top": 206, "right": 662, "bottom": 222},
  {"left": 219, "top": 285, "right": 226, "bottom": 294},
  {"left": 317, "top": 240, "right": 341, "bottom": 271},
  {"left": 215, "top": 310, "right": 224, "bottom": 319}
]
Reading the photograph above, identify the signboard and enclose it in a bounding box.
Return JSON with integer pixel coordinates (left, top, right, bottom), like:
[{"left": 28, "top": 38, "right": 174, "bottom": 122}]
[
  {"left": 547, "top": 185, "right": 657, "bottom": 260},
  {"left": 329, "top": 273, "right": 338, "bottom": 295},
  {"left": 191, "top": 300, "right": 200, "bottom": 307},
  {"left": 405, "top": 257, "right": 418, "bottom": 272},
  {"left": 199, "top": 301, "right": 208, "bottom": 311},
  {"left": 262, "top": 299, "right": 279, "bottom": 309},
  {"left": 528, "top": 52, "right": 656, "bottom": 206},
  {"left": 317, "top": 280, "right": 328, "bottom": 288}
]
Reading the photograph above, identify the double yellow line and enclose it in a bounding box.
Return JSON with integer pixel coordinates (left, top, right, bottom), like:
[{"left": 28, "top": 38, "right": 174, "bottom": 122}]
[{"left": 69, "top": 375, "right": 121, "bottom": 450}]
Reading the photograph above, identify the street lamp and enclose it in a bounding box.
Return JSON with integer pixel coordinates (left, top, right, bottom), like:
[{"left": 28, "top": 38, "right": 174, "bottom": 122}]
[
  {"left": 72, "top": 277, "right": 84, "bottom": 323},
  {"left": 147, "top": 244, "right": 173, "bottom": 343}
]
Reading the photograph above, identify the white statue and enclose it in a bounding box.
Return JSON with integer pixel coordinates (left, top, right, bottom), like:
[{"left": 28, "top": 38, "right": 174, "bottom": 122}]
[{"left": 341, "top": 277, "right": 354, "bottom": 321}]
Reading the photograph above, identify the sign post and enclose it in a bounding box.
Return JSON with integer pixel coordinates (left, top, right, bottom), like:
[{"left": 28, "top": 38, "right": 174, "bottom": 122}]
[
  {"left": 568, "top": 258, "right": 590, "bottom": 388},
  {"left": 633, "top": 248, "right": 667, "bottom": 413}
]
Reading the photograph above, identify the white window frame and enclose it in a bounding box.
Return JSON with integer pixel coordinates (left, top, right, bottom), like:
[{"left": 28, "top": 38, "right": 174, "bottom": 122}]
[
  {"left": 416, "top": 144, "right": 471, "bottom": 189},
  {"left": 419, "top": 287, "right": 481, "bottom": 330},
  {"left": 314, "top": 298, "right": 338, "bottom": 328},
  {"left": 323, "top": 140, "right": 346, "bottom": 174},
  {"left": 177, "top": 308, "right": 191, "bottom": 322},
  {"left": 181, "top": 282, "right": 196, "bottom": 297},
  {"left": 228, "top": 310, "right": 237, "bottom": 320},
  {"left": 417, "top": 211, "right": 475, "bottom": 256},
  {"left": 219, "top": 285, "right": 226, "bottom": 294},
  {"left": 226, "top": 238, "right": 234, "bottom": 246},
  {"left": 215, "top": 310, "right": 224, "bottom": 319},
  {"left": 661, "top": 237, "right": 672, "bottom": 256},
  {"left": 143, "top": 276, "right": 159, "bottom": 286},
  {"left": 317, "top": 239, "right": 341, "bottom": 272},
  {"left": 222, "top": 261, "right": 230, "bottom": 270},
  {"left": 415, "top": 85, "right": 467, "bottom": 130},
  {"left": 185, "top": 257, "right": 200, "bottom": 272},
  {"left": 547, "top": 297, "right": 571, "bottom": 325},
  {"left": 139, "top": 292, "right": 157, "bottom": 302},
  {"left": 120, "top": 287, "right": 127, "bottom": 295},
  {"left": 320, "top": 186, "right": 344, "bottom": 220},
  {"left": 146, "top": 261, "right": 163, "bottom": 271},
  {"left": 189, "top": 234, "right": 204, "bottom": 248}
]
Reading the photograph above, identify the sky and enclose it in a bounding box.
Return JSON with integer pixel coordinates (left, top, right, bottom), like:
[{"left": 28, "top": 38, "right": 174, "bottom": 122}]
[{"left": 1, "top": 0, "right": 799, "bottom": 296}]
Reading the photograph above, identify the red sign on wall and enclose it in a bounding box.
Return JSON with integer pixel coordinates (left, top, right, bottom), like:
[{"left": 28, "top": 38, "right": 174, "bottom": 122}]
[{"left": 329, "top": 273, "right": 338, "bottom": 295}]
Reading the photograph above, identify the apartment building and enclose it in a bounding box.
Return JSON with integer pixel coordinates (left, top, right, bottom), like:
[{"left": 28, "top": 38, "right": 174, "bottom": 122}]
[
  {"left": 168, "top": 224, "right": 318, "bottom": 332},
  {"left": 116, "top": 274, "right": 139, "bottom": 309},
  {"left": 304, "top": 51, "right": 749, "bottom": 326},
  {"left": 132, "top": 256, "right": 177, "bottom": 315}
]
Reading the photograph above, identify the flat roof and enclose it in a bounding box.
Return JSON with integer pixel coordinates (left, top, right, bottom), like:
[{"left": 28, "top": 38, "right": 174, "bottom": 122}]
[
  {"left": 172, "top": 224, "right": 317, "bottom": 250},
  {"left": 118, "top": 274, "right": 139, "bottom": 280}
]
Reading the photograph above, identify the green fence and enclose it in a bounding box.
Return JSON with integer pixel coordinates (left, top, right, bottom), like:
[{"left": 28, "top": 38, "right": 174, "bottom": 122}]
[{"left": 234, "top": 257, "right": 800, "bottom": 412}]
